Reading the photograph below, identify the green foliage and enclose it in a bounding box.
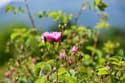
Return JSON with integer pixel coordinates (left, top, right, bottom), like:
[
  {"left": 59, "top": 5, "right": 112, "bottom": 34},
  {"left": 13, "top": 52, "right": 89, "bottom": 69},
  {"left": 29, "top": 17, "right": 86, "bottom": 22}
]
[
  {"left": 5, "top": 5, "right": 24, "bottom": 14},
  {"left": 34, "top": 78, "right": 46, "bottom": 83},
  {"left": 97, "top": 67, "right": 109, "bottom": 75},
  {"left": 34, "top": 11, "right": 48, "bottom": 18},
  {"left": 94, "top": 0, "right": 108, "bottom": 11},
  {"left": 96, "top": 20, "right": 110, "bottom": 29},
  {"left": 2, "top": 26, "right": 125, "bottom": 83},
  {"left": 35, "top": 11, "right": 72, "bottom": 24}
]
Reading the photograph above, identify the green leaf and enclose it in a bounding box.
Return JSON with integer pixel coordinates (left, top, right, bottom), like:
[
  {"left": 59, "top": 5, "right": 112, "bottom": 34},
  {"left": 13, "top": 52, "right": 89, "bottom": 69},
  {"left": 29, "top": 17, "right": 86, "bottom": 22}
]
[
  {"left": 34, "top": 62, "right": 46, "bottom": 76},
  {"left": 46, "top": 59, "right": 54, "bottom": 66},
  {"left": 96, "top": 21, "right": 110, "bottom": 29},
  {"left": 98, "top": 58, "right": 105, "bottom": 64},
  {"left": 94, "top": 0, "right": 108, "bottom": 11},
  {"left": 111, "top": 61, "right": 120, "bottom": 66},
  {"left": 18, "top": 76, "right": 28, "bottom": 83},
  {"left": 35, "top": 78, "right": 46, "bottom": 83},
  {"left": 97, "top": 67, "right": 109, "bottom": 75},
  {"left": 66, "top": 77, "right": 77, "bottom": 83},
  {"left": 109, "top": 57, "right": 119, "bottom": 62},
  {"left": 61, "top": 16, "right": 68, "bottom": 23},
  {"left": 48, "top": 11, "right": 62, "bottom": 21},
  {"left": 10, "top": 33, "right": 20, "bottom": 40},
  {"left": 118, "top": 49, "right": 124, "bottom": 56},
  {"left": 78, "top": 26, "right": 86, "bottom": 32},
  {"left": 68, "top": 14, "right": 72, "bottom": 21},
  {"left": 5, "top": 5, "right": 15, "bottom": 13},
  {"left": 83, "top": 54, "right": 93, "bottom": 66},
  {"left": 58, "top": 67, "right": 67, "bottom": 76},
  {"left": 86, "top": 46, "right": 97, "bottom": 53},
  {"left": 86, "top": 29, "right": 92, "bottom": 38},
  {"left": 5, "top": 5, "right": 24, "bottom": 14},
  {"left": 34, "top": 11, "right": 48, "bottom": 18}
]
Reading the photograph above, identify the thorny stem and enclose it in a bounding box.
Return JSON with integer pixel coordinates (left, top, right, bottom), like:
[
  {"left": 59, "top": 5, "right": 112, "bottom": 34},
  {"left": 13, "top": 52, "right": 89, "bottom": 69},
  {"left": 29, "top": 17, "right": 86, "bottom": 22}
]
[
  {"left": 24, "top": 0, "right": 36, "bottom": 28},
  {"left": 76, "top": 55, "right": 80, "bottom": 83},
  {"left": 17, "top": 59, "right": 36, "bottom": 81},
  {"left": 54, "top": 43, "right": 59, "bottom": 83},
  {"left": 76, "top": 73, "right": 79, "bottom": 83},
  {"left": 75, "top": 1, "right": 86, "bottom": 24},
  {"left": 46, "top": 67, "right": 56, "bottom": 81}
]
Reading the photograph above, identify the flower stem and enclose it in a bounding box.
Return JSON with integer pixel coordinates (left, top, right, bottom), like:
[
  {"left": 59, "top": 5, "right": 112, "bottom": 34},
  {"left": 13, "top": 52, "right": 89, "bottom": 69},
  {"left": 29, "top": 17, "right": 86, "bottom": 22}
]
[{"left": 53, "top": 43, "right": 59, "bottom": 83}]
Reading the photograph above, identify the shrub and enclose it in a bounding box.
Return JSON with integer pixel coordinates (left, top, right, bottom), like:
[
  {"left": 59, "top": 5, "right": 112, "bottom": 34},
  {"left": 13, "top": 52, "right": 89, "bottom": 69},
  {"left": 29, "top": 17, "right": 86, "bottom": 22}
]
[
  {"left": 2, "top": 25, "right": 125, "bottom": 83},
  {"left": 2, "top": 0, "right": 125, "bottom": 83}
]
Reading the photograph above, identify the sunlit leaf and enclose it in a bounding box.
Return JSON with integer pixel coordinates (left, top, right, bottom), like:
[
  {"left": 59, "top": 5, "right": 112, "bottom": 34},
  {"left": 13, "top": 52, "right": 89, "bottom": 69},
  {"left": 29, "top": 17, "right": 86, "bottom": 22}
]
[
  {"left": 97, "top": 67, "right": 109, "bottom": 75},
  {"left": 94, "top": 0, "right": 108, "bottom": 11}
]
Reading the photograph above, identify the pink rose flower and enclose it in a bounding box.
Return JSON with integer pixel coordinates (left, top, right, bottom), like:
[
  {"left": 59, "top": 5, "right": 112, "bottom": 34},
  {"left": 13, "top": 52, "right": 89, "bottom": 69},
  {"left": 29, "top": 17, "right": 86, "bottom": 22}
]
[
  {"left": 5, "top": 71, "right": 11, "bottom": 78},
  {"left": 59, "top": 53, "right": 66, "bottom": 59},
  {"left": 71, "top": 46, "right": 78, "bottom": 53},
  {"left": 42, "top": 32, "right": 62, "bottom": 42}
]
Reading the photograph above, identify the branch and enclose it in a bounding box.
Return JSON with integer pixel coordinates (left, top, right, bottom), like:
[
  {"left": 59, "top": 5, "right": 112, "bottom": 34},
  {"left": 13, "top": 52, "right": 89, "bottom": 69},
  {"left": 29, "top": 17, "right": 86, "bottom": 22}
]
[
  {"left": 24, "top": 0, "right": 36, "bottom": 28},
  {"left": 75, "top": 1, "right": 86, "bottom": 24}
]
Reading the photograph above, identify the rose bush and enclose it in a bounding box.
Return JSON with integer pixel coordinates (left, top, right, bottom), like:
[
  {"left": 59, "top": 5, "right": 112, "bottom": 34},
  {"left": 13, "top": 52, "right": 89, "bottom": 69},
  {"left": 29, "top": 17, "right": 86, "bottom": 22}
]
[
  {"left": 2, "top": 0, "right": 125, "bottom": 83},
  {"left": 2, "top": 25, "right": 125, "bottom": 83}
]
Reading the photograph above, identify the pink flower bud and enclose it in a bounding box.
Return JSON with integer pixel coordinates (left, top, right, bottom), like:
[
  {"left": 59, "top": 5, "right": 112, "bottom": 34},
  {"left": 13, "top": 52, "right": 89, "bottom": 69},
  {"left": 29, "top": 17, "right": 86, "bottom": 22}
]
[
  {"left": 5, "top": 71, "right": 11, "bottom": 78},
  {"left": 105, "top": 65, "right": 110, "bottom": 70},
  {"left": 13, "top": 81, "right": 18, "bottom": 83},
  {"left": 32, "top": 57, "right": 37, "bottom": 64},
  {"left": 59, "top": 53, "right": 66, "bottom": 59},
  {"left": 42, "top": 32, "right": 62, "bottom": 42},
  {"left": 71, "top": 46, "right": 78, "bottom": 53},
  {"left": 68, "top": 58, "right": 75, "bottom": 65}
]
